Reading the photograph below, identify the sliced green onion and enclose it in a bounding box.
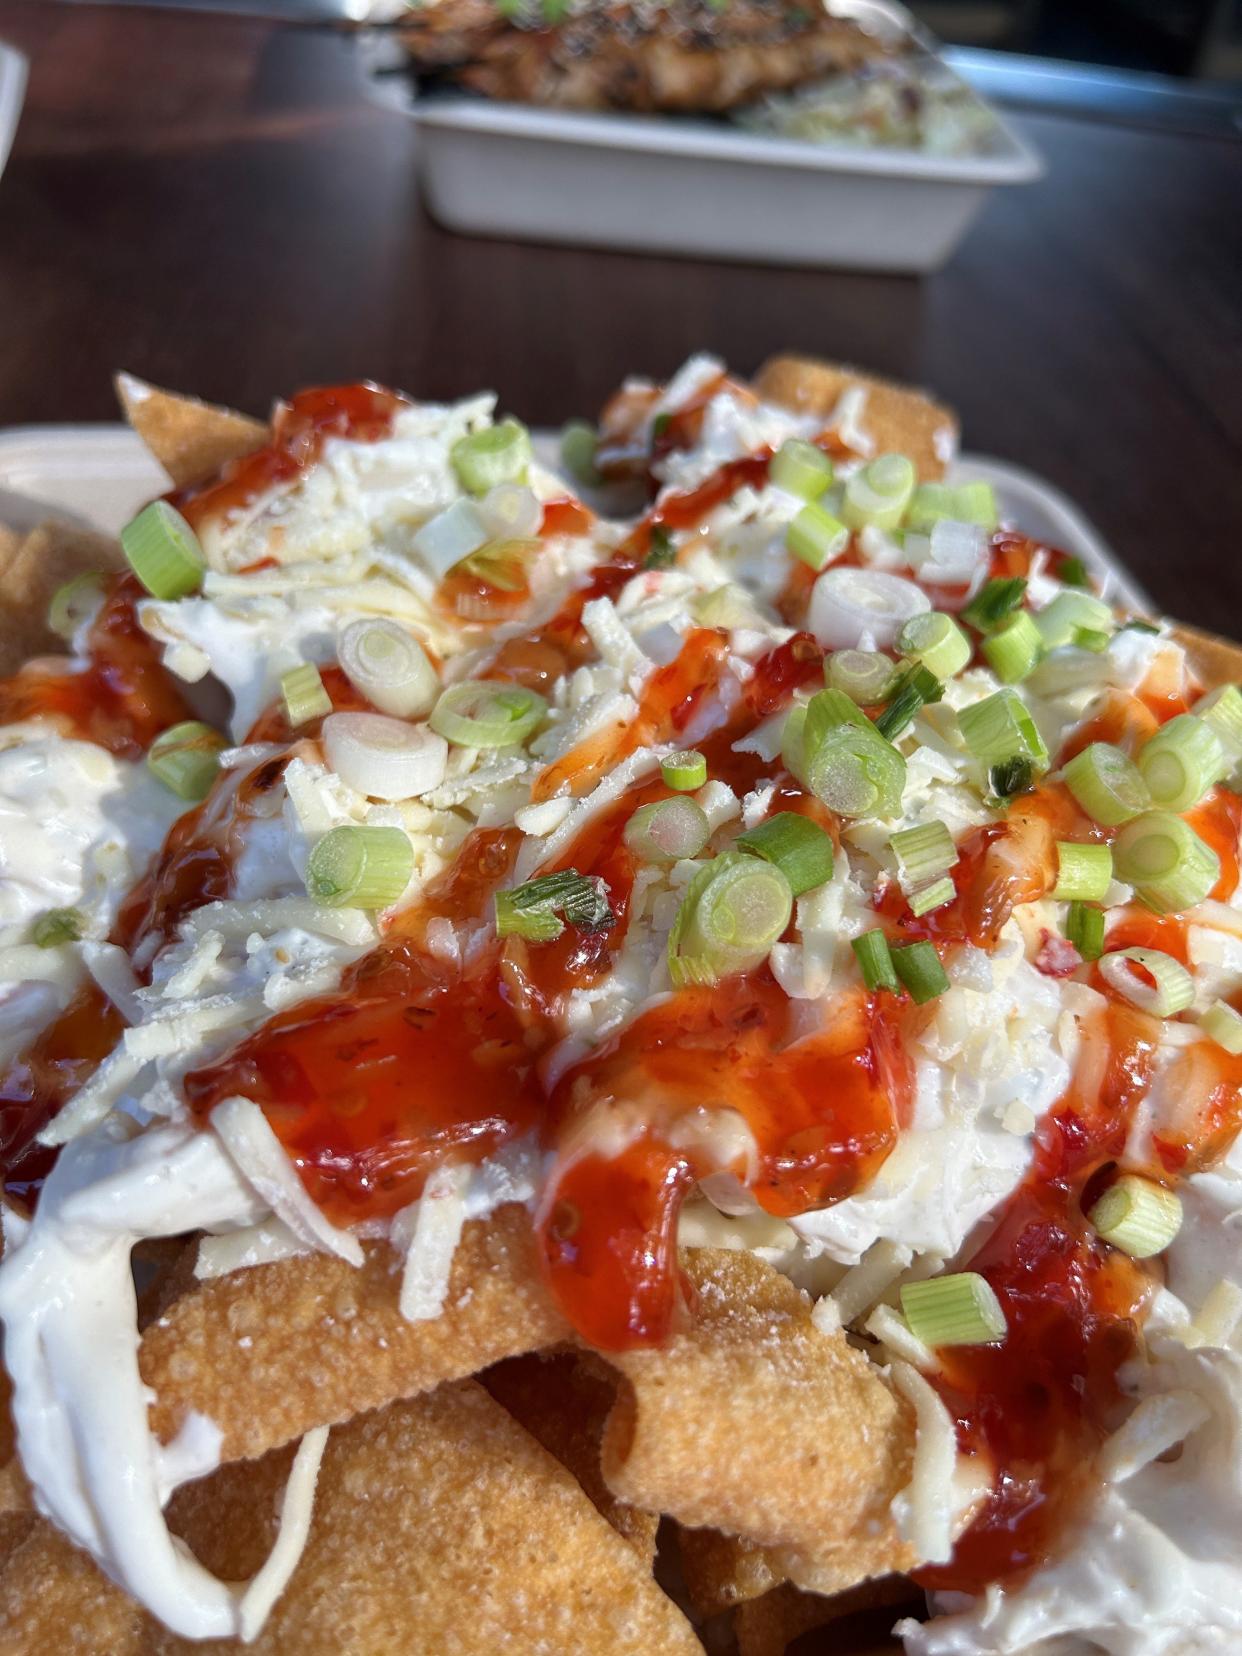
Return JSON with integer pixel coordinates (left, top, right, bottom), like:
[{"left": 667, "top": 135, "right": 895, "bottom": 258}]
[
  {"left": 951, "top": 481, "right": 999, "bottom": 530},
  {"left": 735, "top": 812, "right": 834, "bottom": 896},
  {"left": 429, "top": 681, "right": 546, "bottom": 748},
  {"left": 897, "top": 612, "right": 971, "bottom": 681},
  {"left": 1119, "top": 618, "right": 1160, "bottom": 636},
  {"left": 989, "top": 756, "right": 1035, "bottom": 804},
  {"left": 494, "top": 869, "right": 615, "bottom": 942},
  {"left": 890, "top": 820, "right": 957, "bottom": 888},
  {"left": 31, "top": 907, "right": 84, "bottom": 948},
  {"left": 1059, "top": 556, "right": 1090, "bottom": 588},
  {"left": 623, "top": 797, "right": 710, "bottom": 863},
  {"left": 450, "top": 417, "right": 531, "bottom": 496},
  {"left": 1137, "top": 715, "right": 1224, "bottom": 813},
  {"left": 1100, "top": 947, "right": 1194, "bottom": 1017},
  {"left": 891, "top": 940, "right": 949, "bottom": 1004},
  {"left": 338, "top": 618, "right": 438, "bottom": 719},
  {"left": 456, "top": 537, "right": 541, "bottom": 593},
  {"left": 147, "top": 720, "right": 226, "bottom": 801},
  {"left": 826, "top": 650, "right": 898, "bottom": 704},
  {"left": 1114, "top": 811, "right": 1220, "bottom": 914},
  {"left": 958, "top": 689, "right": 1049, "bottom": 770},
  {"left": 645, "top": 525, "right": 676, "bottom": 570},
  {"left": 1053, "top": 841, "right": 1113, "bottom": 903},
  {"left": 841, "top": 454, "right": 916, "bottom": 532},
  {"left": 983, "top": 610, "right": 1043, "bottom": 684},
  {"left": 1201, "top": 999, "right": 1242, "bottom": 1055},
  {"left": 1194, "top": 685, "right": 1242, "bottom": 754},
  {"left": 904, "top": 482, "right": 957, "bottom": 534},
  {"left": 661, "top": 751, "right": 707, "bottom": 792},
  {"left": 119, "top": 500, "right": 205, "bottom": 600},
  {"left": 852, "top": 929, "right": 899, "bottom": 993},
  {"left": 1065, "top": 901, "right": 1105, "bottom": 962},
  {"left": 786, "top": 501, "right": 849, "bottom": 572},
  {"left": 901, "top": 1272, "right": 1007, "bottom": 1347},
  {"left": 478, "top": 483, "right": 542, "bottom": 542},
  {"left": 792, "top": 690, "right": 906, "bottom": 819},
  {"left": 1062, "top": 743, "right": 1149, "bottom": 827},
  {"left": 874, "top": 663, "right": 943, "bottom": 742},
  {"left": 306, "top": 825, "right": 414, "bottom": 911},
  {"left": 1032, "top": 591, "right": 1113, "bottom": 650},
  {"left": 770, "top": 438, "right": 834, "bottom": 502},
  {"left": 961, "top": 577, "right": 1026, "bottom": 635},
  {"left": 47, "top": 572, "right": 106, "bottom": 640},
  {"left": 1077, "top": 628, "right": 1112, "bottom": 653},
  {"left": 560, "top": 419, "right": 600, "bottom": 487},
  {"left": 667, "top": 853, "right": 793, "bottom": 988},
  {"left": 281, "top": 662, "right": 332, "bottom": 728},
  {"left": 909, "top": 876, "right": 956, "bottom": 917},
  {"left": 1089, "top": 1175, "right": 1182, "bottom": 1259}
]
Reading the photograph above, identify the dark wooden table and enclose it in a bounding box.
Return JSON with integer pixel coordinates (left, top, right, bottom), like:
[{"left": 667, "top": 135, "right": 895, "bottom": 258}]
[{"left": 1, "top": 2, "right": 1240, "bottom": 630}]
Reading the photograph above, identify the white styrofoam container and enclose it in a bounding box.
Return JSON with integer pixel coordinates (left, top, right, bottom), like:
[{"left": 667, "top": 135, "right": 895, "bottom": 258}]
[
  {"left": 0, "top": 424, "right": 1146, "bottom": 612},
  {"left": 361, "top": 4, "right": 1042, "bottom": 273},
  {"left": 0, "top": 41, "right": 28, "bottom": 181}
]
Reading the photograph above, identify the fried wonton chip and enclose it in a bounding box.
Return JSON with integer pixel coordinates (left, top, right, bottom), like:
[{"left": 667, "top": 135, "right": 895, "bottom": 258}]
[
  {"left": 1171, "top": 621, "right": 1242, "bottom": 690},
  {"left": 600, "top": 1249, "right": 916, "bottom": 1564},
  {"left": 140, "top": 1204, "right": 569, "bottom": 1461},
  {"left": 734, "top": 1576, "right": 914, "bottom": 1656},
  {"left": 483, "top": 1349, "right": 660, "bottom": 1564},
  {"left": 0, "top": 520, "right": 123, "bottom": 674},
  {"left": 114, "top": 373, "right": 268, "bottom": 491},
  {"left": 1, "top": 1384, "right": 702, "bottom": 1655},
  {"left": 754, "top": 355, "right": 957, "bottom": 482}
]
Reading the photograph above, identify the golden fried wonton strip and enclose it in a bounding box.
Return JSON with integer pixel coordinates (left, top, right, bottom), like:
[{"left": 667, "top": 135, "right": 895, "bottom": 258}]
[
  {"left": 754, "top": 355, "right": 957, "bottom": 482},
  {"left": 734, "top": 1577, "right": 912, "bottom": 1656},
  {"left": 483, "top": 1349, "right": 660, "bottom": 1565},
  {"left": 114, "top": 374, "right": 268, "bottom": 490},
  {"left": 0, "top": 520, "right": 123, "bottom": 675},
  {"left": 1, "top": 1385, "right": 702, "bottom": 1655},
  {"left": 140, "top": 1204, "right": 570, "bottom": 1461},
  {"left": 600, "top": 1249, "right": 916, "bottom": 1564},
  {"left": 1171, "top": 622, "right": 1242, "bottom": 690}
]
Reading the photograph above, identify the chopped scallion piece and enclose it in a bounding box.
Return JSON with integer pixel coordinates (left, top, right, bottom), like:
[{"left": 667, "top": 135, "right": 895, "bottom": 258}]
[
  {"left": 667, "top": 853, "right": 793, "bottom": 988},
  {"left": 120, "top": 500, "right": 205, "bottom": 600},
  {"left": 1119, "top": 618, "right": 1160, "bottom": 636},
  {"left": 1089, "top": 1175, "right": 1182, "bottom": 1259},
  {"left": 957, "top": 689, "right": 1048, "bottom": 770},
  {"left": 1065, "top": 901, "right": 1105, "bottom": 962},
  {"left": 909, "top": 876, "right": 956, "bottom": 917},
  {"left": 645, "top": 525, "right": 676, "bottom": 569},
  {"left": 901, "top": 1272, "right": 1007, "bottom": 1347},
  {"left": 852, "top": 929, "right": 899, "bottom": 993},
  {"left": 897, "top": 611, "right": 971, "bottom": 681},
  {"left": 280, "top": 662, "right": 332, "bottom": 728},
  {"left": 890, "top": 820, "right": 957, "bottom": 888},
  {"left": 1201, "top": 999, "right": 1242, "bottom": 1055},
  {"left": 951, "top": 481, "right": 999, "bottom": 530},
  {"left": 770, "top": 438, "right": 834, "bottom": 502},
  {"left": 841, "top": 454, "right": 916, "bottom": 532},
  {"left": 1099, "top": 947, "right": 1194, "bottom": 1017},
  {"left": 1076, "top": 627, "right": 1112, "bottom": 653},
  {"left": 961, "top": 577, "right": 1026, "bottom": 635},
  {"left": 904, "top": 482, "right": 956, "bottom": 534},
  {"left": 147, "top": 720, "right": 226, "bottom": 802},
  {"left": 338, "top": 618, "right": 439, "bottom": 719},
  {"left": 495, "top": 868, "right": 615, "bottom": 941},
  {"left": 983, "top": 609, "right": 1043, "bottom": 684},
  {"left": 786, "top": 500, "right": 849, "bottom": 572},
  {"left": 623, "top": 797, "right": 711, "bottom": 863},
  {"left": 31, "top": 907, "right": 84, "bottom": 948},
  {"left": 450, "top": 417, "right": 532, "bottom": 496},
  {"left": 429, "top": 681, "right": 546, "bottom": 748},
  {"left": 789, "top": 690, "right": 907, "bottom": 819},
  {"left": 661, "top": 751, "right": 707, "bottom": 792},
  {"left": 1059, "top": 556, "right": 1090, "bottom": 588},
  {"left": 1032, "top": 590, "right": 1113, "bottom": 651},
  {"left": 47, "top": 572, "right": 106, "bottom": 640},
  {"left": 1053, "top": 841, "right": 1113, "bottom": 903},
  {"left": 1194, "top": 685, "right": 1242, "bottom": 754},
  {"left": 560, "top": 419, "right": 600, "bottom": 487},
  {"left": 891, "top": 940, "right": 949, "bottom": 1004},
  {"left": 1113, "top": 812, "right": 1220, "bottom": 914},
  {"left": 826, "top": 649, "right": 897, "bottom": 704},
  {"left": 1062, "top": 742, "right": 1149, "bottom": 827},
  {"left": 735, "top": 812, "right": 834, "bottom": 896},
  {"left": 456, "top": 537, "right": 540, "bottom": 593},
  {"left": 988, "top": 756, "right": 1035, "bottom": 804},
  {"left": 874, "top": 663, "right": 943, "bottom": 742},
  {"left": 1137, "top": 714, "right": 1225, "bottom": 813},
  {"left": 306, "top": 825, "right": 414, "bottom": 911}
]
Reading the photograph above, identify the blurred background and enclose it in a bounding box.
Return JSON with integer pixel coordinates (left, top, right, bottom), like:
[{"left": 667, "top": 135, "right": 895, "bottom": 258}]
[{"left": 0, "top": 0, "right": 1238, "bottom": 627}]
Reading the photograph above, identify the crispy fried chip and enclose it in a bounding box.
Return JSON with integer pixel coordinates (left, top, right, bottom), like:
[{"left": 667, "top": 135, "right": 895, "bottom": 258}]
[
  {"left": 483, "top": 1349, "right": 660, "bottom": 1565},
  {"left": 1, "top": 1384, "right": 702, "bottom": 1654},
  {"left": 114, "top": 374, "right": 268, "bottom": 490},
  {"left": 600, "top": 1249, "right": 916, "bottom": 1564},
  {"left": 678, "top": 1525, "right": 781, "bottom": 1617},
  {"left": 754, "top": 355, "right": 957, "bottom": 481},
  {"left": 734, "top": 1577, "right": 913, "bottom": 1656},
  {"left": 0, "top": 521, "right": 123, "bottom": 674},
  {"left": 140, "top": 1204, "right": 570, "bottom": 1461}
]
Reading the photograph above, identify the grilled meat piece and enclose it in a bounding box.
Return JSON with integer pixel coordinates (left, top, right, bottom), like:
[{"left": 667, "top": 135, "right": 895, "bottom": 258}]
[{"left": 399, "top": 2, "right": 902, "bottom": 114}]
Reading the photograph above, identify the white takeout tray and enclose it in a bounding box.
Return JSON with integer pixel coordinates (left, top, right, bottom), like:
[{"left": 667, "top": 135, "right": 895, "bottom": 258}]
[
  {"left": 0, "top": 424, "right": 1148, "bottom": 613},
  {"left": 0, "top": 41, "right": 28, "bottom": 182},
  {"left": 359, "top": 6, "right": 1042, "bottom": 274}
]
